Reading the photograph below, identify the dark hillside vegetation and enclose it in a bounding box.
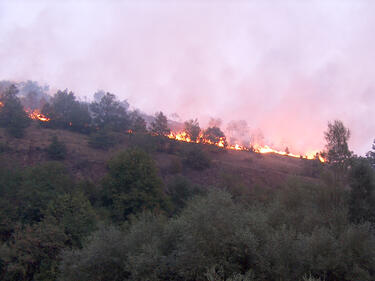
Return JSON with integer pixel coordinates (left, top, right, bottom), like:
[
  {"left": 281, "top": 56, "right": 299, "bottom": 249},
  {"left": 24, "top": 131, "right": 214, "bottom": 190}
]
[{"left": 0, "top": 82, "right": 374, "bottom": 280}]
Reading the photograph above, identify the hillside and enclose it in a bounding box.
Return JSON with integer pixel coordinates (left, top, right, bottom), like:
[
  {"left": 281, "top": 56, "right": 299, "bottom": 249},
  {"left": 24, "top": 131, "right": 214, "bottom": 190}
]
[{"left": 0, "top": 121, "right": 319, "bottom": 189}]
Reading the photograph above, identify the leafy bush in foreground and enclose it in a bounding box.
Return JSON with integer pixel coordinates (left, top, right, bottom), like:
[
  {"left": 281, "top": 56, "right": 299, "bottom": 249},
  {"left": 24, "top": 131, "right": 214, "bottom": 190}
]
[{"left": 59, "top": 184, "right": 375, "bottom": 281}]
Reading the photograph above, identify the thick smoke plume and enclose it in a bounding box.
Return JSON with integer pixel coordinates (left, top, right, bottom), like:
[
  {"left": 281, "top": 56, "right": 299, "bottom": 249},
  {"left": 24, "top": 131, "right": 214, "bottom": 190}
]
[{"left": 1, "top": 0, "right": 374, "bottom": 154}]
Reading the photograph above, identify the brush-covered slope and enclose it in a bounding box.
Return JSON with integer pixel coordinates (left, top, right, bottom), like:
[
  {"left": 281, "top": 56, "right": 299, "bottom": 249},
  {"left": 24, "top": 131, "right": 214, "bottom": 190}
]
[{"left": 0, "top": 122, "right": 321, "bottom": 189}]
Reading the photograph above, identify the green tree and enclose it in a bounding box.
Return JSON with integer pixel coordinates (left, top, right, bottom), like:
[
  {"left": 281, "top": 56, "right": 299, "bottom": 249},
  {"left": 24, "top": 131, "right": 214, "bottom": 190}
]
[
  {"left": 324, "top": 120, "right": 352, "bottom": 178},
  {"left": 17, "top": 163, "right": 73, "bottom": 224},
  {"left": 58, "top": 226, "right": 128, "bottom": 281},
  {"left": 150, "top": 112, "right": 170, "bottom": 136},
  {"left": 41, "top": 90, "right": 91, "bottom": 133},
  {"left": 90, "top": 92, "right": 130, "bottom": 132},
  {"left": 0, "top": 85, "right": 31, "bottom": 138},
  {"left": 47, "top": 136, "right": 67, "bottom": 160},
  {"left": 102, "top": 148, "right": 169, "bottom": 221},
  {"left": 130, "top": 112, "right": 147, "bottom": 133},
  {"left": 348, "top": 158, "right": 375, "bottom": 224},
  {"left": 45, "top": 191, "right": 96, "bottom": 248},
  {"left": 0, "top": 219, "right": 68, "bottom": 281}
]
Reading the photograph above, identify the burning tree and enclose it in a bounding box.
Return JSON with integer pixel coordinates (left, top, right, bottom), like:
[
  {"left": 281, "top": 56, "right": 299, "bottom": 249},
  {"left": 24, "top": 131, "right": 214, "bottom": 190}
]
[
  {"left": 151, "top": 112, "right": 170, "bottom": 136},
  {"left": 184, "top": 118, "right": 200, "bottom": 142},
  {"left": 203, "top": 126, "right": 227, "bottom": 146},
  {"left": 18, "top": 80, "right": 50, "bottom": 110},
  {"left": 0, "top": 84, "right": 31, "bottom": 138}
]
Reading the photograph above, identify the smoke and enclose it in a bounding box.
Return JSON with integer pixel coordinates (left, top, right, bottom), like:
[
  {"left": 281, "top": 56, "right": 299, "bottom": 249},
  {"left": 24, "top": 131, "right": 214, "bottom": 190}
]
[{"left": 0, "top": 0, "right": 374, "bottom": 154}]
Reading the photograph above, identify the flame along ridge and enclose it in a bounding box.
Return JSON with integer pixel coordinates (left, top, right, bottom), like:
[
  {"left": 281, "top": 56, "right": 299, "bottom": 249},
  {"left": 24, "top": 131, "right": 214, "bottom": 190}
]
[
  {"left": 0, "top": 102, "right": 325, "bottom": 162},
  {"left": 167, "top": 131, "right": 325, "bottom": 162}
]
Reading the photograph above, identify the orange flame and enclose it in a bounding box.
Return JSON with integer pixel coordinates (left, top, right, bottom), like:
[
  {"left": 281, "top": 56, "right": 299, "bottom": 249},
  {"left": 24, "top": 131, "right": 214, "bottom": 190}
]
[
  {"left": 167, "top": 130, "right": 325, "bottom": 162},
  {"left": 0, "top": 101, "right": 3, "bottom": 107},
  {"left": 26, "top": 109, "right": 50, "bottom": 122}
]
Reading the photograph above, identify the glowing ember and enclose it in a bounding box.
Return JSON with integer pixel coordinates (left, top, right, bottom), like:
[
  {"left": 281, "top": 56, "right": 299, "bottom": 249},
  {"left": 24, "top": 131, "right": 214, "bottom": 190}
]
[
  {"left": 26, "top": 109, "right": 50, "bottom": 122},
  {"left": 167, "top": 130, "right": 325, "bottom": 162},
  {"left": 0, "top": 101, "right": 3, "bottom": 107}
]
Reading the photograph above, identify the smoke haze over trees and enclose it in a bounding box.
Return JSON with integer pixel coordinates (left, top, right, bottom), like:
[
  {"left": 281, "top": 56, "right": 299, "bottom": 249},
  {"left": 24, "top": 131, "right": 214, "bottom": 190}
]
[{"left": 0, "top": 1, "right": 375, "bottom": 154}]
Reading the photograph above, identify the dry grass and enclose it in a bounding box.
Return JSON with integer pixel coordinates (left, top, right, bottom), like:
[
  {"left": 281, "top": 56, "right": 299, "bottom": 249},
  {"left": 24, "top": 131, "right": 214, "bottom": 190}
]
[{"left": 0, "top": 122, "right": 318, "bottom": 187}]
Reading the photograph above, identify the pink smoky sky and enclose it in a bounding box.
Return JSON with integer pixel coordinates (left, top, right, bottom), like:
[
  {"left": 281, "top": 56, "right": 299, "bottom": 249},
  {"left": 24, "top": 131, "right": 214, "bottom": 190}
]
[{"left": 0, "top": 0, "right": 374, "bottom": 155}]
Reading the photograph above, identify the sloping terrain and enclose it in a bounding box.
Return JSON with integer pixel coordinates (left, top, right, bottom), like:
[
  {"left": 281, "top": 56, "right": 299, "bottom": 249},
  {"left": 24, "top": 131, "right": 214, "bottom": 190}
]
[{"left": 0, "top": 122, "right": 318, "bottom": 188}]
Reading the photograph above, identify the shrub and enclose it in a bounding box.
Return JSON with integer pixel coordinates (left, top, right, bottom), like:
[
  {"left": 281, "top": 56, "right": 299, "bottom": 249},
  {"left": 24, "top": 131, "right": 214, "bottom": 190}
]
[
  {"left": 166, "top": 176, "right": 203, "bottom": 213},
  {"left": 88, "top": 130, "right": 116, "bottom": 150},
  {"left": 102, "top": 148, "right": 170, "bottom": 221},
  {"left": 348, "top": 157, "right": 375, "bottom": 224},
  {"left": 47, "top": 136, "right": 67, "bottom": 160},
  {"left": 183, "top": 147, "right": 211, "bottom": 170},
  {"left": 0, "top": 142, "right": 10, "bottom": 154},
  {"left": 168, "top": 157, "right": 183, "bottom": 174}
]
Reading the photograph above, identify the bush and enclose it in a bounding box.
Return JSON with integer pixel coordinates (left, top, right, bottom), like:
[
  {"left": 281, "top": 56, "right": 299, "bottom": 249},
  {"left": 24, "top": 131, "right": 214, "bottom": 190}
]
[
  {"left": 166, "top": 176, "right": 203, "bottom": 213},
  {"left": 16, "top": 162, "right": 74, "bottom": 224},
  {"left": 58, "top": 226, "right": 128, "bottom": 281},
  {"left": 88, "top": 130, "right": 116, "bottom": 150},
  {"left": 183, "top": 147, "right": 211, "bottom": 170},
  {"left": 348, "top": 157, "right": 375, "bottom": 224},
  {"left": 59, "top": 186, "right": 375, "bottom": 281},
  {"left": 102, "top": 148, "right": 170, "bottom": 221},
  {"left": 47, "top": 136, "right": 67, "bottom": 160},
  {"left": 168, "top": 157, "right": 183, "bottom": 174},
  {"left": 0, "top": 142, "right": 10, "bottom": 154}
]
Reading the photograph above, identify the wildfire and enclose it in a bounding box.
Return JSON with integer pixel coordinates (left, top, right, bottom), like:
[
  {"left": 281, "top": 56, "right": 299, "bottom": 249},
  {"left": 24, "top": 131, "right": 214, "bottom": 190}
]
[
  {"left": 26, "top": 109, "right": 50, "bottom": 122},
  {"left": 168, "top": 130, "right": 325, "bottom": 162}
]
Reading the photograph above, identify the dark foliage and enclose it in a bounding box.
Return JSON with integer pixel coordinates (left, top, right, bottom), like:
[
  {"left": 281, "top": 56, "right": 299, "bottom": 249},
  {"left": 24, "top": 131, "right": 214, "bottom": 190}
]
[
  {"left": 47, "top": 136, "right": 67, "bottom": 160},
  {"left": 0, "top": 161, "right": 97, "bottom": 280},
  {"left": 0, "top": 85, "right": 31, "bottom": 138},
  {"left": 348, "top": 157, "right": 375, "bottom": 224},
  {"left": 150, "top": 111, "right": 170, "bottom": 136},
  {"left": 324, "top": 120, "right": 352, "bottom": 178},
  {"left": 129, "top": 111, "right": 148, "bottom": 133},
  {"left": 102, "top": 148, "right": 170, "bottom": 221},
  {"left": 88, "top": 129, "right": 117, "bottom": 150},
  {"left": 60, "top": 186, "right": 375, "bottom": 281},
  {"left": 183, "top": 146, "right": 211, "bottom": 170},
  {"left": 41, "top": 90, "right": 91, "bottom": 133},
  {"left": 166, "top": 176, "right": 204, "bottom": 213},
  {"left": 90, "top": 92, "right": 130, "bottom": 132}
]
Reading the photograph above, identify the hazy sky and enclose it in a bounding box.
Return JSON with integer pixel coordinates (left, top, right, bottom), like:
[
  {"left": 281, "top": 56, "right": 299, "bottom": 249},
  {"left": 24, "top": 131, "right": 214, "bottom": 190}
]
[{"left": 1, "top": 0, "right": 374, "bottom": 155}]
